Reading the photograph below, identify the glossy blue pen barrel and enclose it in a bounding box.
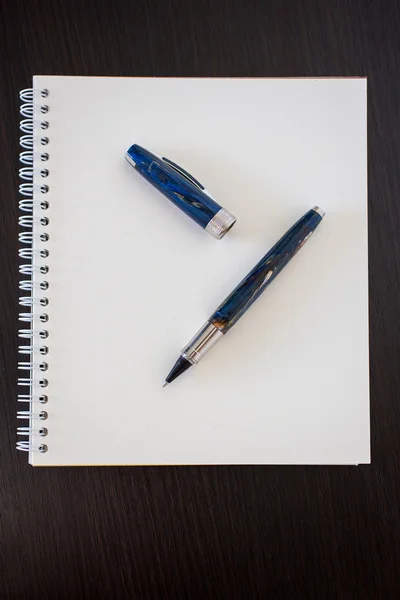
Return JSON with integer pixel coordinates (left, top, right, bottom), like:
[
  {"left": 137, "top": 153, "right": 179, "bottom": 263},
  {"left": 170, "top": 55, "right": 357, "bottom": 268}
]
[
  {"left": 210, "top": 207, "right": 324, "bottom": 333},
  {"left": 126, "top": 144, "right": 236, "bottom": 239}
]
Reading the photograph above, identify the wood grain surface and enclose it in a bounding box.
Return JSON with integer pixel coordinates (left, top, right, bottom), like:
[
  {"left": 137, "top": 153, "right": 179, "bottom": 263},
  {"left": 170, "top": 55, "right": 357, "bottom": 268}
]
[{"left": 1, "top": 0, "right": 399, "bottom": 598}]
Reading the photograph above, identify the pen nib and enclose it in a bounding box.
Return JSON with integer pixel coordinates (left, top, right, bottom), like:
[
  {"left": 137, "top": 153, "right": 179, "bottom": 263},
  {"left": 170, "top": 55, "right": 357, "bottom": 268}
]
[{"left": 162, "top": 381, "right": 169, "bottom": 388}]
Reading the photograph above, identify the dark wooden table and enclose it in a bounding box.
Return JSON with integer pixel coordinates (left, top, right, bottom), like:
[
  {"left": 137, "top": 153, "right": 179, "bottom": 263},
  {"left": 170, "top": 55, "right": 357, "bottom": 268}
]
[{"left": 1, "top": 1, "right": 399, "bottom": 598}]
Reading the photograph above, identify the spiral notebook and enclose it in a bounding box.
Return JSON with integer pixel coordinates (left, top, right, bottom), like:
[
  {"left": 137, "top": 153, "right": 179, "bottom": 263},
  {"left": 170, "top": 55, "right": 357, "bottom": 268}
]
[{"left": 17, "top": 76, "right": 369, "bottom": 466}]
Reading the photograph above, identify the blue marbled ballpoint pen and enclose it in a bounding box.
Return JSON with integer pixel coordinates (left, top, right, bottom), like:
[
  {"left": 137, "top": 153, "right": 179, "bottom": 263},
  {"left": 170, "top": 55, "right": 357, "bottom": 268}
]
[
  {"left": 164, "top": 206, "right": 325, "bottom": 386},
  {"left": 126, "top": 144, "right": 236, "bottom": 239}
]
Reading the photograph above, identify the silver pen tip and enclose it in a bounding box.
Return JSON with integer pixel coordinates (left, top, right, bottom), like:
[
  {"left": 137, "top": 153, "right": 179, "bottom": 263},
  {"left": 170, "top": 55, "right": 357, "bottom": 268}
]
[
  {"left": 312, "top": 206, "right": 325, "bottom": 218},
  {"left": 162, "top": 381, "right": 169, "bottom": 388}
]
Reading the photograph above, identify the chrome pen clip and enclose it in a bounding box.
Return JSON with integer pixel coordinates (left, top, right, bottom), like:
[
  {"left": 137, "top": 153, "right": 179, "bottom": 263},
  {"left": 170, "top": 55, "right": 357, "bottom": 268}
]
[{"left": 161, "top": 156, "right": 205, "bottom": 192}]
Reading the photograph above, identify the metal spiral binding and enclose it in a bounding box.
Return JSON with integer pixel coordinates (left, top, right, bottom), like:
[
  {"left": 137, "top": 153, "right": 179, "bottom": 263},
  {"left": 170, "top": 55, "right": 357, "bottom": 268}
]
[{"left": 17, "top": 88, "right": 50, "bottom": 455}]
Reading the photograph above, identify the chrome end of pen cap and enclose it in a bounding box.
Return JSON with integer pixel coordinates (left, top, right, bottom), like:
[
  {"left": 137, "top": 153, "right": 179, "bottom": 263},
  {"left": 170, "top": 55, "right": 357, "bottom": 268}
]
[
  {"left": 125, "top": 151, "right": 136, "bottom": 167},
  {"left": 205, "top": 208, "right": 237, "bottom": 240}
]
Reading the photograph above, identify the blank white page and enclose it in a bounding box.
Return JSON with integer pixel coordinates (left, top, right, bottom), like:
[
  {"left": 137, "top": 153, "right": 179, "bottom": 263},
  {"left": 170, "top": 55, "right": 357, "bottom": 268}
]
[{"left": 31, "top": 76, "right": 369, "bottom": 465}]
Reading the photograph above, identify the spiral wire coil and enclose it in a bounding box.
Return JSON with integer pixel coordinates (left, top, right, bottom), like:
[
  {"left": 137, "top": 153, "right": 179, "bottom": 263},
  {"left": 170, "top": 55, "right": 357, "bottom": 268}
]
[{"left": 17, "top": 88, "right": 50, "bottom": 454}]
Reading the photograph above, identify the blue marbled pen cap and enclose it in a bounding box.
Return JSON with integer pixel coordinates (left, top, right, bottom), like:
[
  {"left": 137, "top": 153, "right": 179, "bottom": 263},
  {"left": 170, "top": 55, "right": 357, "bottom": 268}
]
[{"left": 126, "top": 144, "right": 237, "bottom": 239}]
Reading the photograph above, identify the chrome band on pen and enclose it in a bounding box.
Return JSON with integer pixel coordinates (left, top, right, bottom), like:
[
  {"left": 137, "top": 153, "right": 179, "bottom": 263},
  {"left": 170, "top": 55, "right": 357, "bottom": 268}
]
[
  {"left": 312, "top": 206, "right": 325, "bottom": 218},
  {"left": 205, "top": 208, "right": 237, "bottom": 240},
  {"left": 181, "top": 322, "right": 223, "bottom": 364}
]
